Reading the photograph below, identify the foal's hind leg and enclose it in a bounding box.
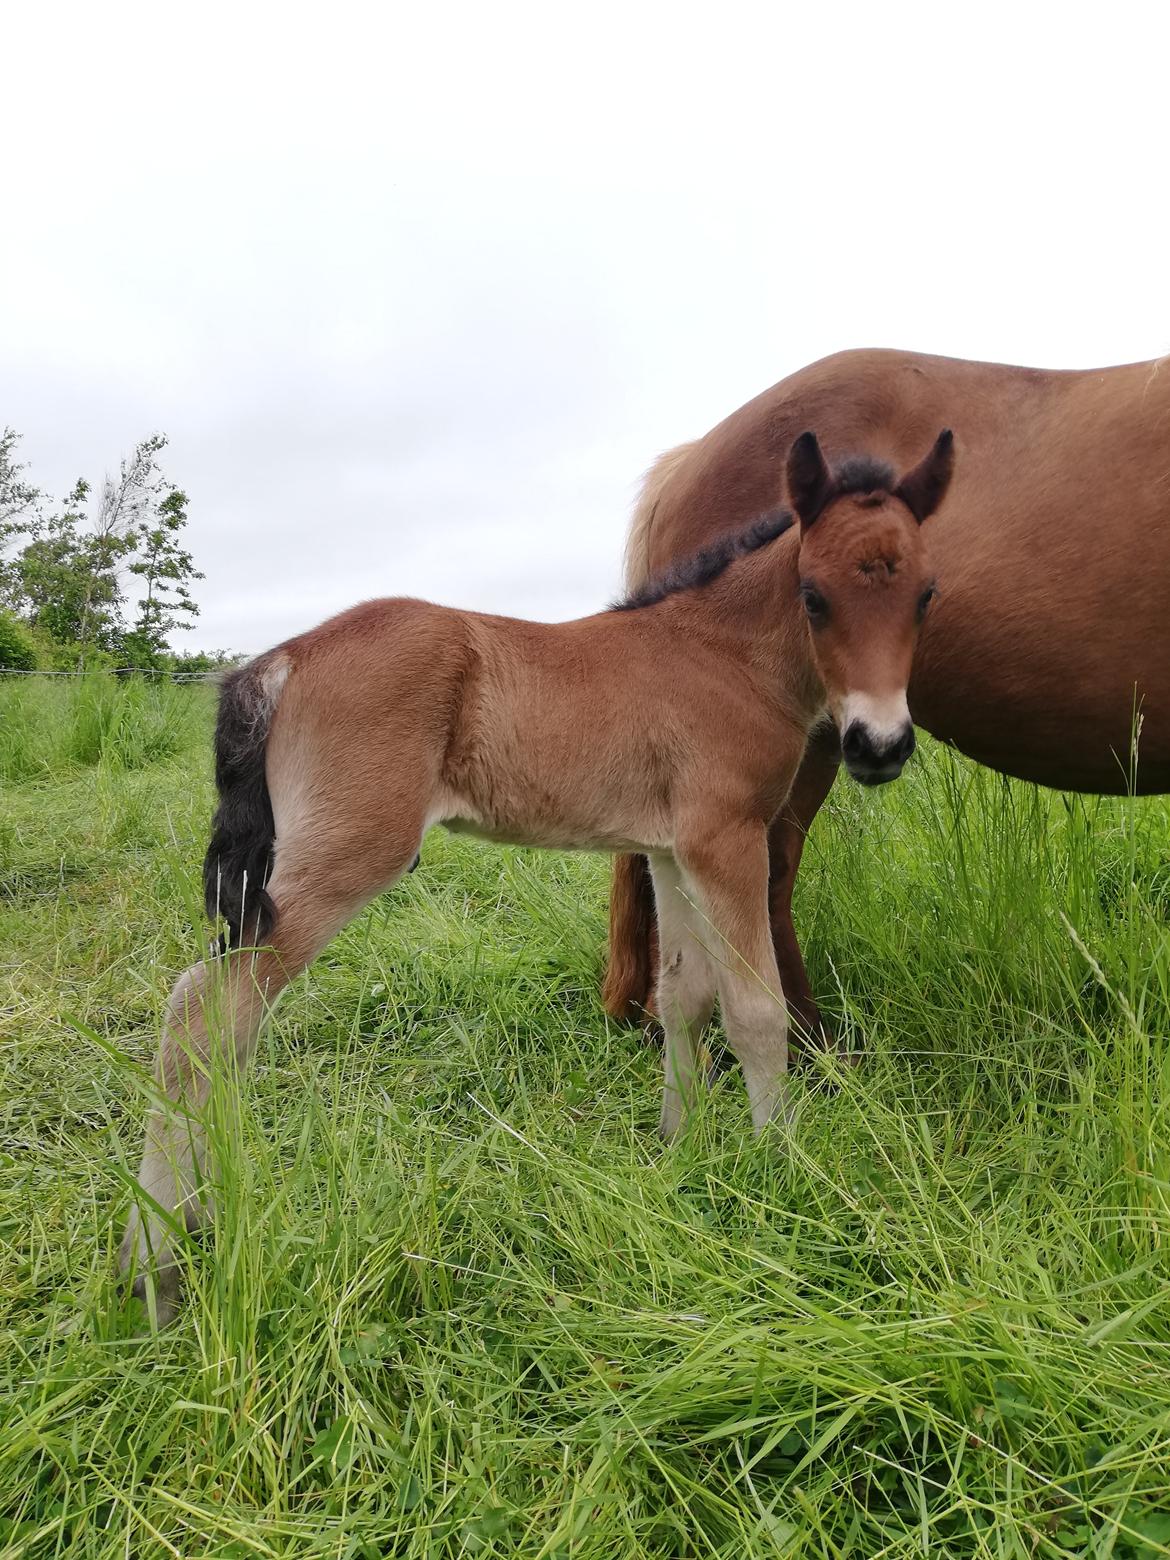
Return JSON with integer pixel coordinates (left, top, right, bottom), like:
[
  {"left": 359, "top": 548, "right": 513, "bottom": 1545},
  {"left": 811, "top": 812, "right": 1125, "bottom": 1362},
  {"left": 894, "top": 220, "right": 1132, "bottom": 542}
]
[
  {"left": 120, "top": 809, "right": 429, "bottom": 1323},
  {"left": 121, "top": 935, "right": 312, "bottom": 1323},
  {"left": 676, "top": 820, "right": 790, "bottom": 1132},
  {"left": 648, "top": 855, "right": 716, "bottom": 1139}
]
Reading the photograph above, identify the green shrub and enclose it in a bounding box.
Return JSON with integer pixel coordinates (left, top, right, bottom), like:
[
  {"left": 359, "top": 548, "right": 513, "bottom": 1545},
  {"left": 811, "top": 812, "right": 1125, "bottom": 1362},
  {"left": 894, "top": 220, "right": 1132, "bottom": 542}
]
[
  {"left": 0, "top": 610, "right": 38, "bottom": 670},
  {"left": 166, "top": 647, "right": 239, "bottom": 677},
  {"left": 21, "top": 628, "right": 118, "bottom": 674}
]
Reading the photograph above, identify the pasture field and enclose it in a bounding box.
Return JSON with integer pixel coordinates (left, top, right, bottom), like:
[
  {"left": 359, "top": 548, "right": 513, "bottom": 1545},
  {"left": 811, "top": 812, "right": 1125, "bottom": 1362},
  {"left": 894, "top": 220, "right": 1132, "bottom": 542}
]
[{"left": 2, "top": 674, "right": 1169, "bottom": 1559}]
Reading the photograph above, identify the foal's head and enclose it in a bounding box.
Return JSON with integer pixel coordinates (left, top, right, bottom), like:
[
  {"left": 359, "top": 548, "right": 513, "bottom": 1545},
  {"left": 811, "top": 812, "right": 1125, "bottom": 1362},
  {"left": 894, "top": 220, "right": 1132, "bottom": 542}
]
[{"left": 788, "top": 429, "right": 954, "bottom": 785}]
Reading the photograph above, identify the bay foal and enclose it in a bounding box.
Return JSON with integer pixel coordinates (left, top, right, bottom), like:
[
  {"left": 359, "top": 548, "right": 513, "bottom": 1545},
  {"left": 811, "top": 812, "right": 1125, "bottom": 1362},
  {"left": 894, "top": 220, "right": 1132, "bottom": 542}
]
[{"left": 121, "top": 430, "right": 954, "bottom": 1318}]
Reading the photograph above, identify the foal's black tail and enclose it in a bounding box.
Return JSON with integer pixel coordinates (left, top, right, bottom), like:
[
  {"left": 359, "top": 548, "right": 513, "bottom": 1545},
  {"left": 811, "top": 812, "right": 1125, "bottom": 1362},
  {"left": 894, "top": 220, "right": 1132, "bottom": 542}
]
[{"left": 203, "top": 654, "right": 286, "bottom": 951}]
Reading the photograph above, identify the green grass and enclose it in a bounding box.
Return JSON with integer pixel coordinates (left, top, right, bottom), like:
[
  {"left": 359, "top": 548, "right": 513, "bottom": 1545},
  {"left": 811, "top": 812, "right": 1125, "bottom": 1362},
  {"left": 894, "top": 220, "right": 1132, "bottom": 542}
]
[{"left": 2, "top": 676, "right": 1169, "bottom": 1558}]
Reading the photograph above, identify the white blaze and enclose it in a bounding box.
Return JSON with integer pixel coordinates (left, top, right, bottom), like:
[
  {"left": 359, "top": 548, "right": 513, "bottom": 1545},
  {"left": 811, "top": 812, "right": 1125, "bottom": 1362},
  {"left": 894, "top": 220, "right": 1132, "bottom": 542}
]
[{"left": 839, "top": 692, "right": 912, "bottom": 749}]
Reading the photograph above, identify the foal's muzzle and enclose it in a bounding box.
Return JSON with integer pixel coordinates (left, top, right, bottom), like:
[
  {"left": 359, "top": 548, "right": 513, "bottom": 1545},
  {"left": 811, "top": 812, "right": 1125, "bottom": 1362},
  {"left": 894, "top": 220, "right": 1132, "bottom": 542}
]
[{"left": 842, "top": 720, "right": 916, "bottom": 785}]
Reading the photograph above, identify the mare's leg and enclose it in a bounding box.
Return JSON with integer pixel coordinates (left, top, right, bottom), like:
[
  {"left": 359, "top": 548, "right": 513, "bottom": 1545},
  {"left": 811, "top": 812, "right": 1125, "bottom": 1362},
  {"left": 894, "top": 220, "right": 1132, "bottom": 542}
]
[
  {"left": 767, "top": 723, "right": 840, "bottom": 1051},
  {"left": 120, "top": 802, "right": 429, "bottom": 1324},
  {"left": 648, "top": 854, "right": 717, "bottom": 1139},
  {"left": 677, "top": 820, "right": 790, "bottom": 1132},
  {"left": 602, "top": 852, "right": 657, "bottom": 1022}
]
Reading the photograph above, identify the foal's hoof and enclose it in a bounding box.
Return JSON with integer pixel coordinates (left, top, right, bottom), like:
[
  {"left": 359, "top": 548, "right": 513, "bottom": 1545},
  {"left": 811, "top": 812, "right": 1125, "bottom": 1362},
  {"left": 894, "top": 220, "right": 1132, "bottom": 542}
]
[
  {"left": 119, "top": 1212, "right": 184, "bottom": 1329},
  {"left": 119, "top": 1257, "right": 183, "bottom": 1331},
  {"left": 131, "top": 1274, "right": 182, "bottom": 1331}
]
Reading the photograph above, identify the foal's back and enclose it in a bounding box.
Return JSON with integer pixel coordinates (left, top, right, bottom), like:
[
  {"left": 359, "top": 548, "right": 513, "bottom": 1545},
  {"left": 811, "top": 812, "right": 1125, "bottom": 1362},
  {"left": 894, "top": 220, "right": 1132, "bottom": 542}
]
[{"left": 265, "top": 592, "right": 792, "bottom": 856}]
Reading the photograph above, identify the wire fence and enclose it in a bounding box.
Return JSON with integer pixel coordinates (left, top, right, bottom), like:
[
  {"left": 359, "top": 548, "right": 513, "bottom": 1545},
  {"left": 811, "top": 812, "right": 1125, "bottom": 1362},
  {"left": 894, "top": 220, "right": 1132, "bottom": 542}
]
[{"left": 0, "top": 665, "right": 224, "bottom": 682}]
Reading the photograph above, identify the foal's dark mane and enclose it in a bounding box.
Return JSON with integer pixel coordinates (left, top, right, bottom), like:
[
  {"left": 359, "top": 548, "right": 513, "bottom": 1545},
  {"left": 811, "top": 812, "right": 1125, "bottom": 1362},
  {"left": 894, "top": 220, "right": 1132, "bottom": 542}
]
[
  {"left": 612, "top": 453, "right": 900, "bottom": 612},
  {"left": 831, "top": 455, "right": 897, "bottom": 496},
  {"left": 612, "top": 509, "right": 794, "bottom": 611}
]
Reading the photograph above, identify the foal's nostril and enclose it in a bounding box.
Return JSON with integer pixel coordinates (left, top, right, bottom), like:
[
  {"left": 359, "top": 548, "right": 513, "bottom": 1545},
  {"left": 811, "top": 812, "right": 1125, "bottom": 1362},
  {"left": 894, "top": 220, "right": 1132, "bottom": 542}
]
[
  {"left": 891, "top": 725, "right": 916, "bottom": 765},
  {"left": 841, "top": 723, "right": 868, "bottom": 764},
  {"left": 842, "top": 719, "right": 915, "bottom": 775}
]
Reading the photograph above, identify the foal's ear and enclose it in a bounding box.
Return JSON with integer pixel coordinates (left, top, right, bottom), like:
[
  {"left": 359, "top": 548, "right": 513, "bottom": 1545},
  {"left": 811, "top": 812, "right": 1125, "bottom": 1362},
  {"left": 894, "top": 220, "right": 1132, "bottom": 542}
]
[
  {"left": 787, "top": 431, "right": 836, "bottom": 526},
  {"left": 895, "top": 429, "right": 955, "bottom": 524}
]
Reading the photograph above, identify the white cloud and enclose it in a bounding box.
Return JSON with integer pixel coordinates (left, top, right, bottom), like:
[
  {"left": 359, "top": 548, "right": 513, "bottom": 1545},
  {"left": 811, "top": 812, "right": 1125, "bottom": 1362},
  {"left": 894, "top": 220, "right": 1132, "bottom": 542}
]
[{"left": 2, "top": 0, "right": 1167, "bottom": 650}]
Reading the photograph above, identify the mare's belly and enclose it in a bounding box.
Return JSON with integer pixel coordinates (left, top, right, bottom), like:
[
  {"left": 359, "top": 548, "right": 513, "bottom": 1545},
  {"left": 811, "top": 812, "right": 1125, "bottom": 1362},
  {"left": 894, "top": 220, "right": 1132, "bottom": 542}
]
[{"left": 909, "top": 607, "right": 1170, "bottom": 796}]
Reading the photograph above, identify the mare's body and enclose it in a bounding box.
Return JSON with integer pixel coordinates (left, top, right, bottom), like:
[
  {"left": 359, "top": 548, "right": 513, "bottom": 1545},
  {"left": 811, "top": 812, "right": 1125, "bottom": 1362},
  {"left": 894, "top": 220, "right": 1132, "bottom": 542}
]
[{"left": 605, "top": 349, "right": 1170, "bottom": 1028}]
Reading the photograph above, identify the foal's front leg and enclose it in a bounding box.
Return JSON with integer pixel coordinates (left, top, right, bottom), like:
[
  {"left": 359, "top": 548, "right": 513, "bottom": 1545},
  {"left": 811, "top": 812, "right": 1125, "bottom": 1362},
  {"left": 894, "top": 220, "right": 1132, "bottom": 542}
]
[
  {"left": 676, "top": 821, "right": 791, "bottom": 1131},
  {"left": 767, "top": 722, "right": 840, "bottom": 1052},
  {"left": 647, "top": 854, "right": 716, "bottom": 1138}
]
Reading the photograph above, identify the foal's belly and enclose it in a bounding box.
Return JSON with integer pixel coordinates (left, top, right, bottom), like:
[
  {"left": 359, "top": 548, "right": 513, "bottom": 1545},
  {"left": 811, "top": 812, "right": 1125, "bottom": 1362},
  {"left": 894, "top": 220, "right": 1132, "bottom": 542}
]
[
  {"left": 441, "top": 816, "right": 659, "bottom": 854},
  {"left": 436, "top": 786, "right": 674, "bottom": 856}
]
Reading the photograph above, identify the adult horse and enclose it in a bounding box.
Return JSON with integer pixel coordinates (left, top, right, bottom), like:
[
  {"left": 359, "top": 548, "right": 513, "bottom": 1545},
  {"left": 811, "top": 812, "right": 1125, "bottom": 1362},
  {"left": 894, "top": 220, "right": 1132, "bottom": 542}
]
[{"left": 603, "top": 348, "right": 1170, "bottom": 1037}]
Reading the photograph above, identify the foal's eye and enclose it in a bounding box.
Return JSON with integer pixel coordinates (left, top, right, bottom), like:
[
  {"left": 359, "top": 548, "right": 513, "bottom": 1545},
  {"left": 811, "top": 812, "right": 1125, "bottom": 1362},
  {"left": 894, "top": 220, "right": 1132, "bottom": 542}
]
[
  {"left": 800, "top": 585, "right": 828, "bottom": 623},
  {"left": 916, "top": 586, "right": 936, "bottom": 622}
]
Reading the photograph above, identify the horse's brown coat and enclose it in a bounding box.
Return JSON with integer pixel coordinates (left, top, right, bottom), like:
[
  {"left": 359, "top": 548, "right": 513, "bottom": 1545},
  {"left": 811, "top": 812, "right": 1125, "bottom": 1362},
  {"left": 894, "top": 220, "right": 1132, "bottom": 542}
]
[{"left": 604, "top": 348, "right": 1170, "bottom": 1031}]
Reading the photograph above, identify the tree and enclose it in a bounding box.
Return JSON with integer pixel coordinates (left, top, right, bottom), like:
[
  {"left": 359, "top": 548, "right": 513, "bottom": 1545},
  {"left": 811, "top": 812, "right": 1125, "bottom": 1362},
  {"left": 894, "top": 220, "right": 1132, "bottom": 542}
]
[
  {"left": 75, "top": 434, "right": 170, "bottom": 659},
  {"left": 0, "top": 428, "right": 43, "bottom": 609},
  {"left": 13, "top": 480, "right": 110, "bottom": 649},
  {"left": 6, "top": 431, "right": 204, "bottom": 665},
  {"left": 121, "top": 485, "right": 204, "bottom": 667}
]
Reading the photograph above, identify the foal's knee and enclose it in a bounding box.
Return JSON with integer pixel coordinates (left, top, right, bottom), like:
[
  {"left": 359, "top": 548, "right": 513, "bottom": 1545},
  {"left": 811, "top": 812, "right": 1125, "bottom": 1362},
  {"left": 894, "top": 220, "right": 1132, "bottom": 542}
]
[{"left": 657, "top": 947, "right": 715, "bottom": 1031}]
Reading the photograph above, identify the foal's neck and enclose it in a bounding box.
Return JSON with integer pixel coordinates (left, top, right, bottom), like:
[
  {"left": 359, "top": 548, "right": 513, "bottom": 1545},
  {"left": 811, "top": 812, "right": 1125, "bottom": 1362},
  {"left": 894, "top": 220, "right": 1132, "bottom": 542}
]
[{"left": 663, "top": 529, "right": 823, "bottom": 713}]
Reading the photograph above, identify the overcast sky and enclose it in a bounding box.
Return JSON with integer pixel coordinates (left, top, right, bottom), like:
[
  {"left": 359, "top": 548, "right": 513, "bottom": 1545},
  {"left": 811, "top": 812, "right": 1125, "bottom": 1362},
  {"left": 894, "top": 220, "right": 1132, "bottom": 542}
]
[{"left": 3, "top": 1, "right": 1167, "bottom": 652}]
